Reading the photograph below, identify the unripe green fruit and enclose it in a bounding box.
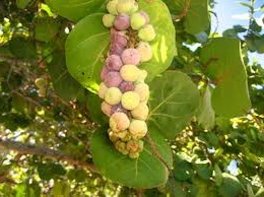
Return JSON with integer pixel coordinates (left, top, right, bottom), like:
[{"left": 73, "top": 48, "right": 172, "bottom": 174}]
[
  {"left": 129, "top": 119, "right": 148, "bottom": 139},
  {"left": 130, "top": 12, "right": 146, "bottom": 30},
  {"left": 98, "top": 82, "right": 108, "bottom": 99},
  {"left": 120, "top": 64, "right": 140, "bottom": 82},
  {"left": 115, "top": 141, "right": 129, "bottom": 155},
  {"left": 138, "top": 24, "right": 156, "bottom": 42},
  {"left": 135, "top": 83, "right": 150, "bottom": 102},
  {"left": 107, "top": 0, "right": 118, "bottom": 15},
  {"left": 129, "top": 152, "right": 140, "bottom": 159},
  {"left": 127, "top": 140, "right": 142, "bottom": 153},
  {"left": 131, "top": 103, "right": 149, "bottom": 120},
  {"left": 121, "top": 91, "right": 140, "bottom": 110},
  {"left": 116, "top": 0, "right": 134, "bottom": 14},
  {"left": 137, "top": 42, "right": 153, "bottom": 62},
  {"left": 109, "top": 112, "right": 130, "bottom": 132},
  {"left": 130, "top": 2, "right": 138, "bottom": 14},
  {"left": 105, "top": 87, "right": 122, "bottom": 105},
  {"left": 102, "top": 14, "right": 115, "bottom": 27}
]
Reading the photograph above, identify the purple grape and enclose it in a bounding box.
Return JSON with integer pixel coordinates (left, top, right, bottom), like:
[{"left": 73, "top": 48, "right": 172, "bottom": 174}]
[
  {"left": 110, "top": 43, "right": 125, "bottom": 55},
  {"left": 111, "top": 28, "right": 128, "bottom": 47},
  {"left": 104, "top": 71, "right": 123, "bottom": 87},
  {"left": 106, "top": 55, "right": 123, "bottom": 71},
  {"left": 114, "top": 14, "right": 130, "bottom": 31},
  {"left": 121, "top": 48, "right": 141, "bottom": 65},
  {"left": 111, "top": 104, "right": 128, "bottom": 114},
  {"left": 100, "top": 66, "right": 109, "bottom": 81},
  {"left": 119, "top": 81, "right": 135, "bottom": 92}
]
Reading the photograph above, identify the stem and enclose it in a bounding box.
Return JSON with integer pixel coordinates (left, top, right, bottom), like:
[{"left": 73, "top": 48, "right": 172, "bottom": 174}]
[{"left": 0, "top": 137, "right": 98, "bottom": 173}]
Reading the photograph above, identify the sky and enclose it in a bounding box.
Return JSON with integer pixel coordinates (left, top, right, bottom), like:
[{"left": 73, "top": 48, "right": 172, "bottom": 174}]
[{"left": 213, "top": 0, "right": 264, "bottom": 66}]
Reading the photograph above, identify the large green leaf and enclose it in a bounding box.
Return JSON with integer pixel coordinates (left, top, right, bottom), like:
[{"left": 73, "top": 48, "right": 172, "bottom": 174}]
[
  {"left": 162, "top": 0, "right": 210, "bottom": 35},
  {"left": 139, "top": 0, "right": 177, "bottom": 82},
  {"left": 185, "top": 0, "right": 210, "bottom": 35},
  {"left": 91, "top": 126, "right": 172, "bottom": 188},
  {"left": 45, "top": 0, "right": 107, "bottom": 22},
  {"left": 197, "top": 85, "right": 215, "bottom": 130},
  {"left": 218, "top": 173, "right": 243, "bottom": 197},
  {"left": 148, "top": 71, "right": 200, "bottom": 139},
  {"left": 47, "top": 51, "right": 86, "bottom": 101},
  {"left": 65, "top": 13, "right": 109, "bottom": 93},
  {"left": 200, "top": 38, "right": 251, "bottom": 118}
]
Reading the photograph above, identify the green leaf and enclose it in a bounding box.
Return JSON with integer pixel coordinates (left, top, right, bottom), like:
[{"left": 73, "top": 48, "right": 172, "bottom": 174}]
[
  {"left": 9, "top": 37, "right": 36, "bottom": 60},
  {"left": 90, "top": 126, "right": 172, "bottom": 188},
  {"left": 34, "top": 17, "right": 60, "bottom": 42},
  {"left": 218, "top": 173, "right": 243, "bottom": 197},
  {"left": 37, "top": 163, "right": 66, "bottom": 181},
  {"left": 197, "top": 85, "right": 215, "bottom": 130},
  {"left": 51, "top": 181, "right": 70, "bottom": 197},
  {"left": 47, "top": 51, "right": 86, "bottom": 101},
  {"left": 45, "top": 0, "right": 107, "bottom": 22},
  {"left": 185, "top": 0, "right": 210, "bottom": 35},
  {"left": 65, "top": 13, "right": 109, "bottom": 93},
  {"left": 200, "top": 37, "right": 251, "bottom": 118},
  {"left": 16, "top": 0, "right": 31, "bottom": 9},
  {"left": 148, "top": 71, "right": 200, "bottom": 139},
  {"left": 194, "top": 161, "right": 212, "bottom": 181},
  {"left": 173, "top": 153, "right": 193, "bottom": 181},
  {"left": 139, "top": 0, "right": 177, "bottom": 82}
]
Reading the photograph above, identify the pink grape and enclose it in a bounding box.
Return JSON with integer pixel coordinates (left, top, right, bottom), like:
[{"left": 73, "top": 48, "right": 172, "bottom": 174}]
[
  {"left": 106, "top": 55, "right": 123, "bottom": 71},
  {"left": 114, "top": 14, "right": 130, "bottom": 30},
  {"left": 111, "top": 28, "right": 128, "bottom": 47},
  {"left": 119, "top": 81, "right": 135, "bottom": 92},
  {"left": 110, "top": 43, "right": 125, "bottom": 55},
  {"left": 121, "top": 48, "right": 141, "bottom": 65},
  {"left": 104, "top": 71, "right": 123, "bottom": 87},
  {"left": 111, "top": 104, "right": 128, "bottom": 114},
  {"left": 100, "top": 66, "right": 109, "bottom": 81}
]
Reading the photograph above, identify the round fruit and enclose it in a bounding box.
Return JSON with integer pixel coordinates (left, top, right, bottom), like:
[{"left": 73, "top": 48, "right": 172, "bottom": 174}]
[
  {"left": 130, "top": 12, "right": 146, "bottom": 30},
  {"left": 109, "top": 112, "right": 130, "bottom": 132},
  {"left": 134, "top": 83, "right": 150, "bottom": 102},
  {"left": 106, "top": 55, "right": 123, "bottom": 71},
  {"left": 120, "top": 64, "right": 140, "bottom": 82},
  {"left": 119, "top": 81, "right": 135, "bottom": 92},
  {"left": 105, "top": 87, "right": 122, "bottom": 105},
  {"left": 114, "top": 14, "right": 130, "bottom": 30},
  {"left": 129, "top": 119, "right": 148, "bottom": 138},
  {"left": 107, "top": 0, "right": 118, "bottom": 15},
  {"left": 104, "top": 71, "right": 123, "bottom": 87},
  {"left": 121, "top": 91, "right": 140, "bottom": 110},
  {"left": 102, "top": 14, "right": 115, "bottom": 28},
  {"left": 116, "top": 0, "right": 135, "bottom": 14},
  {"left": 101, "top": 101, "right": 112, "bottom": 117},
  {"left": 136, "top": 42, "right": 153, "bottom": 62},
  {"left": 138, "top": 24, "right": 156, "bottom": 42},
  {"left": 121, "top": 48, "right": 141, "bottom": 65},
  {"left": 131, "top": 102, "right": 149, "bottom": 120},
  {"left": 98, "top": 82, "right": 108, "bottom": 99}
]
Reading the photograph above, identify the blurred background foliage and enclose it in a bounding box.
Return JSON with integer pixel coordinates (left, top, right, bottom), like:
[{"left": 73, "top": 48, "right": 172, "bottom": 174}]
[{"left": 0, "top": 0, "right": 263, "bottom": 196}]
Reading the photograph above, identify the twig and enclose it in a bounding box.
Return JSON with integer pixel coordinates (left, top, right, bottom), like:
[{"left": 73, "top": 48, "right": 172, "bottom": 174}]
[
  {"left": 173, "top": 0, "right": 191, "bottom": 21},
  {"left": 0, "top": 137, "right": 98, "bottom": 173}
]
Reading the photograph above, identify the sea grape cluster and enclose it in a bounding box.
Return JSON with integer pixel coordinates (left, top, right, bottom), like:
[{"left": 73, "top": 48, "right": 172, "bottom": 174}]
[{"left": 99, "top": 0, "right": 155, "bottom": 159}]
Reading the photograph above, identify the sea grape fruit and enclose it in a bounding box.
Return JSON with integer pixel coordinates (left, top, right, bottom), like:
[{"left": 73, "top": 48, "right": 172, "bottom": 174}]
[
  {"left": 98, "top": 82, "right": 108, "bottom": 99},
  {"left": 109, "top": 112, "right": 130, "bottom": 132},
  {"left": 135, "top": 83, "right": 150, "bottom": 102},
  {"left": 121, "top": 91, "right": 140, "bottom": 110},
  {"left": 116, "top": 0, "right": 135, "bottom": 14},
  {"left": 101, "top": 102, "right": 112, "bottom": 117},
  {"left": 111, "top": 104, "right": 128, "bottom": 114},
  {"left": 121, "top": 48, "right": 140, "bottom": 65},
  {"left": 139, "top": 11, "right": 150, "bottom": 24},
  {"left": 131, "top": 102, "right": 149, "bottom": 120},
  {"left": 120, "top": 64, "right": 140, "bottom": 82},
  {"left": 104, "top": 71, "right": 123, "bottom": 87},
  {"left": 107, "top": 0, "right": 118, "bottom": 15},
  {"left": 119, "top": 81, "right": 135, "bottom": 92},
  {"left": 114, "top": 14, "right": 130, "bottom": 31},
  {"left": 136, "top": 42, "right": 153, "bottom": 62},
  {"left": 105, "top": 87, "right": 122, "bottom": 105},
  {"left": 100, "top": 66, "right": 109, "bottom": 81},
  {"left": 102, "top": 14, "right": 115, "bottom": 28},
  {"left": 129, "top": 119, "right": 148, "bottom": 139},
  {"left": 106, "top": 55, "right": 123, "bottom": 71},
  {"left": 127, "top": 140, "right": 144, "bottom": 155},
  {"left": 111, "top": 29, "right": 128, "bottom": 47},
  {"left": 130, "top": 12, "right": 146, "bottom": 30},
  {"left": 137, "top": 69, "right": 148, "bottom": 83},
  {"left": 130, "top": 1, "right": 139, "bottom": 14},
  {"left": 115, "top": 140, "right": 129, "bottom": 155},
  {"left": 138, "top": 24, "right": 156, "bottom": 42}
]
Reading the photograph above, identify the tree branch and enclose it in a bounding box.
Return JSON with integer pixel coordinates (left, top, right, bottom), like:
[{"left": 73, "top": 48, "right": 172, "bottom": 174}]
[{"left": 0, "top": 138, "right": 98, "bottom": 173}]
